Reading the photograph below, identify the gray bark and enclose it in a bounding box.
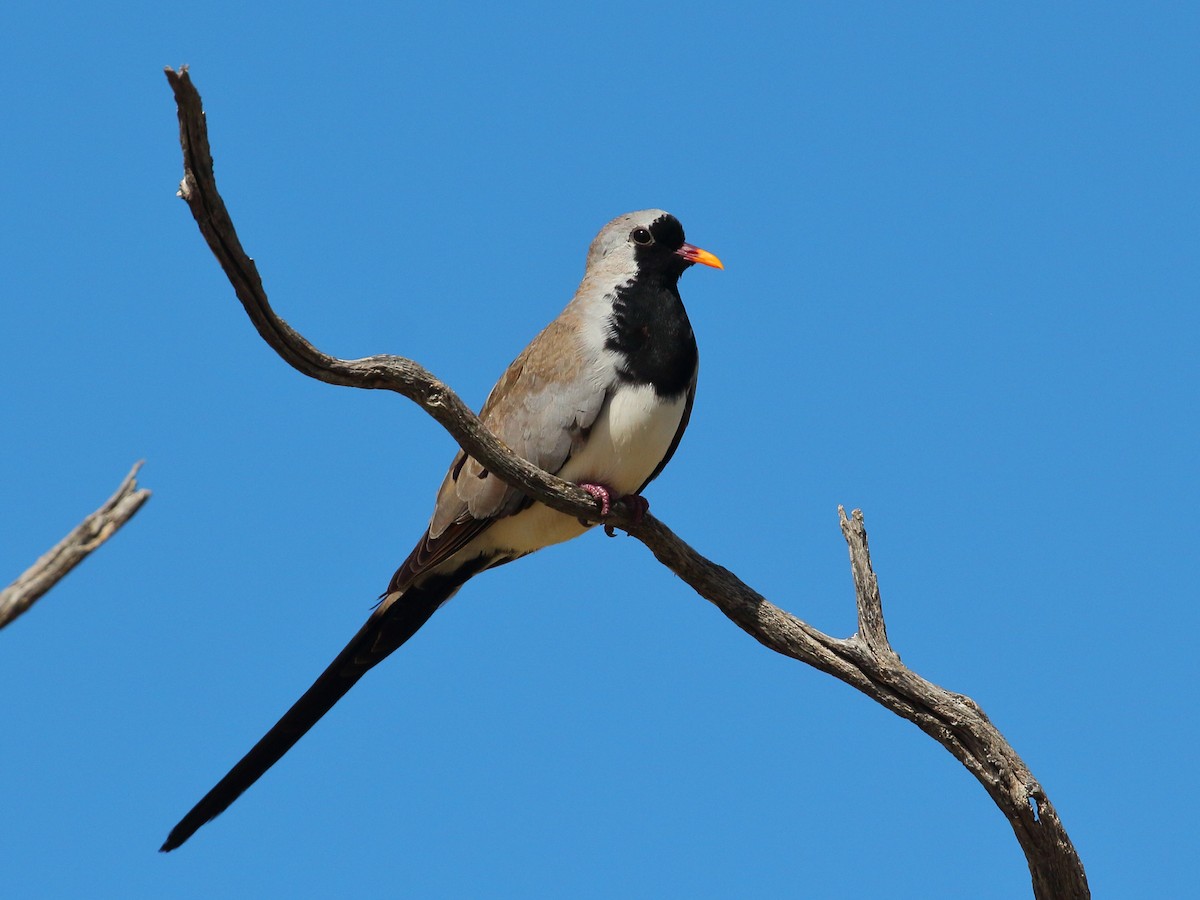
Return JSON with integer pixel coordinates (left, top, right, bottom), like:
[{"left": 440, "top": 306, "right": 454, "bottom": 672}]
[
  {"left": 1, "top": 462, "right": 150, "bottom": 630},
  {"left": 164, "top": 66, "right": 1090, "bottom": 899}
]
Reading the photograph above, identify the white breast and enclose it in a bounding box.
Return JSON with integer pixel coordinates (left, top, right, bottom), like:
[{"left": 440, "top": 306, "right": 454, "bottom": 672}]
[
  {"left": 559, "top": 384, "right": 687, "bottom": 495},
  {"left": 482, "top": 384, "right": 687, "bottom": 554}
]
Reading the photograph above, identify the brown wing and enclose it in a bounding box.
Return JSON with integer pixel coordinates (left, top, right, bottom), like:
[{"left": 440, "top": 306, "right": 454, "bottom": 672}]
[
  {"left": 387, "top": 308, "right": 608, "bottom": 594},
  {"left": 383, "top": 452, "right": 495, "bottom": 595},
  {"left": 434, "top": 314, "right": 606, "bottom": 524}
]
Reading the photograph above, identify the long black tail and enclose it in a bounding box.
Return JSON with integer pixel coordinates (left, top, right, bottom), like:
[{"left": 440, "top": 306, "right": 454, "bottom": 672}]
[{"left": 160, "top": 583, "right": 448, "bottom": 852}]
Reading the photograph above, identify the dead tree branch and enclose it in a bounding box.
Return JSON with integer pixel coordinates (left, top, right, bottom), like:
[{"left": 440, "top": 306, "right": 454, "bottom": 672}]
[
  {"left": 1, "top": 462, "right": 151, "bottom": 630},
  {"left": 164, "top": 66, "right": 1089, "bottom": 899}
]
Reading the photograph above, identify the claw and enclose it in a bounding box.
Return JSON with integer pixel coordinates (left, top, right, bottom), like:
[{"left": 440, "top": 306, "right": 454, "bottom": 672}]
[
  {"left": 578, "top": 483, "right": 649, "bottom": 536},
  {"left": 578, "top": 482, "right": 612, "bottom": 517},
  {"left": 622, "top": 495, "right": 649, "bottom": 524}
]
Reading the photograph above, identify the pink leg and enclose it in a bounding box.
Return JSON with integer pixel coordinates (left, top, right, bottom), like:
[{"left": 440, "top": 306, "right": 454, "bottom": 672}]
[
  {"left": 578, "top": 483, "right": 650, "bottom": 536},
  {"left": 578, "top": 482, "right": 612, "bottom": 516}
]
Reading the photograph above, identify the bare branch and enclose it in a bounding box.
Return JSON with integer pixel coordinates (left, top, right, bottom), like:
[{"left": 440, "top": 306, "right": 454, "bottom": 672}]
[
  {"left": 163, "top": 66, "right": 1089, "bottom": 899},
  {"left": 841, "top": 506, "right": 895, "bottom": 657},
  {"left": 1, "top": 462, "right": 151, "bottom": 630},
  {"left": 164, "top": 65, "right": 610, "bottom": 528}
]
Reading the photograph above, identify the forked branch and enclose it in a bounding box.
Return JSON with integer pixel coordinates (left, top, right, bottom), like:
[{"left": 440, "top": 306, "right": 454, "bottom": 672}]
[
  {"left": 1, "top": 462, "right": 151, "bottom": 630},
  {"left": 163, "top": 66, "right": 1088, "bottom": 899}
]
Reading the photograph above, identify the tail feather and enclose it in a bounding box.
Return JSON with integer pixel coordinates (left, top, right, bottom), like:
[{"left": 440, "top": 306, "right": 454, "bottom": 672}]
[{"left": 160, "top": 583, "right": 447, "bottom": 852}]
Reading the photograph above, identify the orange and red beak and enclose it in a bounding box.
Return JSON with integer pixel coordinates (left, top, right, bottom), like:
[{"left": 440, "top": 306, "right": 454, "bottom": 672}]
[{"left": 675, "top": 243, "right": 724, "bottom": 270}]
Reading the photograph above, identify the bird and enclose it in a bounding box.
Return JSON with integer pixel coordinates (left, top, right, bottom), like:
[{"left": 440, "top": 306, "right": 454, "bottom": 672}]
[{"left": 160, "top": 209, "right": 722, "bottom": 851}]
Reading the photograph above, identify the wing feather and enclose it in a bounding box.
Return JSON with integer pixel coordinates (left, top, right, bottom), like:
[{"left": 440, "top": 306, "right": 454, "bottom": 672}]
[{"left": 393, "top": 306, "right": 610, "bottom": 592}]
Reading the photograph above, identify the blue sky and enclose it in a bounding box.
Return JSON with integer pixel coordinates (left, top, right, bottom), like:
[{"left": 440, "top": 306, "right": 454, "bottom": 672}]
[{"left": 2, "top": 2, "right": 1196, "bottom": 897}]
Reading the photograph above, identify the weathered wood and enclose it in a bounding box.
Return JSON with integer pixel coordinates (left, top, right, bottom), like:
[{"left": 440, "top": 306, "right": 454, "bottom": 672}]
[
  {"left": 1, "top": 462, "right": 151, "bottom": 629},
  {"left": 164, "top": 66, "right": 1089, "bottom": 898}
]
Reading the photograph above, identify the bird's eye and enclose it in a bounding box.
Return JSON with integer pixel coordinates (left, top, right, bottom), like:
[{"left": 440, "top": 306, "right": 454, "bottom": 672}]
[{"left": 631, "top": 227, "right": 653, "bottom": 245}]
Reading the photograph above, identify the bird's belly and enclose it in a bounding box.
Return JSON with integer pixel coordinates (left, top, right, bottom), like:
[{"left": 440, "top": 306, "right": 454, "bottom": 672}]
[
  {"left": 484, "top": 385, "right": 687, "bottom": 554},
  {"left": 561, "top": 383, "right": 687, "bottom": 495}
]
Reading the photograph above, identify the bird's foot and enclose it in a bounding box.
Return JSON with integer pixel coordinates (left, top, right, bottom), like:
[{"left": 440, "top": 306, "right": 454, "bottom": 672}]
[
  {"left": 620, "top": 494, "right": 649, "bottom": 524},
  {"left": 578, "top": 483, "right": 649, "bottom": 537},
  {"left": 579, "top": 482, "right": 613, "bottom": 517}
]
